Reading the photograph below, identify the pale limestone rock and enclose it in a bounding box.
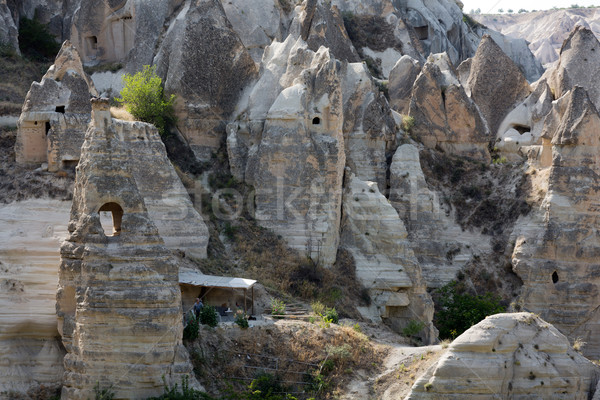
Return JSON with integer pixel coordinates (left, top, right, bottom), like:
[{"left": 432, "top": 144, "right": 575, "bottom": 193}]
[
  {"left": 511, "top": 86, "right": 600, "bottom": 359},
  {"left": 57, "top": 99, "right": 194, "bottom": 399},
  {"left": 340, "top": 62, "right": 395, "bottom": 190},
  {"left": 341, "top": 174, "right": 436, "bottom": 343},
  {"left": 220, "top": 0, "right": 284, "bottom": 64},
  {"left": 408, "top": 53, "right": 491, "bottom": 162},
  {"left": 389, "top": 144, "right": 492, "bottom": 287},
  {"left": 495, "top": 80, "right": 554, "bottom": 161},
  {"left": 289, "top": 0, "right": 361, "bottom": 63},
  {"left": 465, "top": 35, "right": 531, "bottom": 135},
  {"left": 154, "top": 0, "right": 257, "bottom": 160},
  {"left": 114, "top": 119, "right": 209, "bottom": 258},
  {"left": 243, "top": 46, "right": 345, "bottom": 267},
  {"left": 406, "top": 313, "right": 599, "bottom": 399},
  {"left": 15, "top": 40, "right": 97, "bottom": 172},
  {"left": 0, "top": 199, "right": 70, "bottom": 395},
  {"left": 388, "top": 55, "right": 422, "bottom": 114},
  {"left": 545, "top": 26, "right": 600, "bottom": 111}
]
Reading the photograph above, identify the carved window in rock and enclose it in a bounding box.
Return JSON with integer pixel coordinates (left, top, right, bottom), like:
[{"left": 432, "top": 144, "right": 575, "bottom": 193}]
[
  {"left": 98, "top": 202, "right": 123, "bottom": 237},
  {"left": 312, "top": 116, "right": 321, "bottom": 125},
  {"left": 552, "top": 271, "right": 559, "bottom": 284},
  {"left": 415, "top": 26, "right": 428, "bottom": 40}
]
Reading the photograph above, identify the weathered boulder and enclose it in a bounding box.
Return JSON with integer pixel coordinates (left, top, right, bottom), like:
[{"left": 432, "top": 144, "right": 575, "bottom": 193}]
[
  {"left": 511, "top": 86, "right": 600, "bottom": 359},
  {"left": 154, "top": 0, "right": 257, "bottom": 160},
  {"left": 340, "top": 61, "right": 395, "bottom": 190},
  {"left": 340, "top": 174, "right": 436, "bottom": 343},
  {"left": 15, "top": 40, "right": 97, "bottom": 172},
  {"left": 240, "top": 45, "right": 345, "bottom": 266},
  {"left": 388, "top": 55, "right": 422, "bottom": 114},
  {"left": 546, "top": 26, "right": 600, "bottom": 111},
  {"left": 56, "top": 99, "right": 194, "bottom": 399},
  {"left": 465, "top": 35, "right": 531, "bottom": 136},
  {"left": 408, "top": 53, "right": 491, "bottom": 162},
  {"left": 0, "top": 199, "right": 69, "bottom": 395},
  {"left": 406, "top": 313, "right": 599, "bottom": 399}
]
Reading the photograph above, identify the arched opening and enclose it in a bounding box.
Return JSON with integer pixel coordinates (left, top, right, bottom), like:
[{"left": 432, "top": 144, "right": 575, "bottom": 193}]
[
  {"left": 511, "top": 124, "right": 531, "bottom": 135},
  {"left": 552, "top": 271, "right": 559, "bottom": 284},
  {"left": 98, "top": 202, "right": 123, "bottom": 237},
  {"left": 312, "top": 116, "right": 321, "bottom": 125}
]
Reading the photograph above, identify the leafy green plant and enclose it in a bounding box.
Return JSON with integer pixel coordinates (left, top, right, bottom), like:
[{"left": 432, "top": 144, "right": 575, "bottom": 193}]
[
  {"left": 199, "top": 305, "right": 219, "bottom": 328},
  {"left": 270, "top": 299, "right": 286, "bottom": 317},
  {"left": 323, "top": 307, "right": 339, "bottom": 324},
  {"left": 147, "top": 375, "right": 214, "bottom": 399},
  {"left": 402, "top": 320, "right": 425, "bottom": 338},
  {"left": 183, "top": 313, "right": 199, "bottom": 340},
  {"left": 247, "top": 373, "right": 297, "bottom": 400},
  {"left": 235, "top": 310, "right": 249, "bottom": 329},
  {"left": 117, "top": 65, "right": 175, "bottom": 137},
  {"left": 401, "top": 115, "right": 415, "bottom": 133},
  {"left": 18, "top": 15, "right": 61, "bottom": 60},
  {"left": 434, "top": 281, "right": 505, "bottom": 339},
  {"left": 93, "top": 382, "right": 115, "bottom": 400}
]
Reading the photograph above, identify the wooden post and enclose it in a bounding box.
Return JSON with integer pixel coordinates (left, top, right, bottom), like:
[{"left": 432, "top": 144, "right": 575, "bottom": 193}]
[
  {"left": 244, "top": 288, "right": 247, "bottom": 314},
  {"left": 251, "top": 286, "right": 254, "bottom": 316}
]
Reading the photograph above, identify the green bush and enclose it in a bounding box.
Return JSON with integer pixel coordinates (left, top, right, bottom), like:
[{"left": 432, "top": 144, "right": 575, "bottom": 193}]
[
  {"left": 247, "top": 373, "right": 297, "bottom": 400},
  {"left": 117, "top": 65, "right": 175, "bottom": 137},
  {"left": 183, "top": 313, "right": 199, "bottom": 340},
  {"left": 18, "top": 16, "right": 61, "bottom": 60},
  {"left": 199, "top": 305, "right": 219, "bottom": 328},
  {"left": 147, "top": 375, "right": 214, "bottom": 400},
  {"left": 402, "top": 320, "right": 424, "bottom": 338},
  {"left": 434, "top": 281, "right": 505, "bottom": 339},
  {"left": 323, "top": 307, "right": 339, "bottom": 324},
  {"left": 270, "top": 299, "right": 286, "bottom": 317},
  {"left": 235, "top": 310, "right": 249, "bottom": 329},
  {"left": 401, "top": 115, "right": 415, "bottom": 133}
]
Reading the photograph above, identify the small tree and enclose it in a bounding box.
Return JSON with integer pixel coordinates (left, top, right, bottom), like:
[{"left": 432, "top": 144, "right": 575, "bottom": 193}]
[
  {"left": 117, "top": 65, "right": 175, "bottom": 137},
  {"left": 199, "top": 305, "right": 219, "bottom": 327}
]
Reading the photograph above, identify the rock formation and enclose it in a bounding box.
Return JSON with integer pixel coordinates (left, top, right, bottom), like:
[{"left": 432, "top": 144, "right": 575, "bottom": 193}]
[
  {"left": 56, "top": 98, "right": 194, "bottom": 399},
  {"left": 0, "top": 0, "right": 19, "bottom": 54},
  {"left": 464, "top": 35, "right": 531, "bottom": 136},
  {"left": 15, "top": 40, "right": 97, "bottom": 172},
  {"left": 511, "top": 86, "right": 600, "bottom": 359},
  {"left": 154, "top": 0, "right": 257, "bottom": 160},
  {"left": 545, "top": 26, "right": 600, "bottom": 111},
  {"left": 389, "top": 144, "right": 492, "bottom": 287},
  {"left": 406, "top": 313, "right": 599, "bottom": 399},
  {"left": 408, "top": 53, "right": 491, "bottom": 162},
  {"left": 340, "top": 173, "right": 436, "bottom": 343},
  {"left": 340, "top": 61, "right": 395, "bottom": 190},
  {"left": 388, "top": 55, "right": 422, "bottom": 114},
  {"left": 0, "top": 199, "right": 70, "bottom": 395},
  {"left": 242, "top": 45, "right": 345, "bottom": 267}
]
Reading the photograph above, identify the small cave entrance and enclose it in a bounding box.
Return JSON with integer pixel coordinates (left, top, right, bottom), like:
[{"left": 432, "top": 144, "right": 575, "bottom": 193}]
[
  {"left": 414, "top": 25, "right": 429, "bottom": 40},
  {"left": 98, "top": 202, "right": 123, "bottom": 237},
  {"left": 55, "top": 105, "right": 65, "bottom": 113},
  {"left": 312, "top": 116, "right": 321, "bottom": 125},
  {"left": 86, "top": 35, "right": 98, "bottom": 50},
  {"left": 552, "top": 271, "right": 559, "bottom": 284},
  {"left": 511, "top": 124, "right": 531, "bottom": 135}
]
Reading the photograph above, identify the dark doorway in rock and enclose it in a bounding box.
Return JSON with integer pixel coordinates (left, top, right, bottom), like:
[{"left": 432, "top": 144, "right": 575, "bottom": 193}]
[
  {"left": 552, "top": 271, "right": 559, "bottom": 284},
  {"left": 415, "top": 25, "right": 429, "bottom": 40},
  {"left": 98, "top": 202, "right": 123, "bottom": 237},
  {"left": 312, "top": 116, "right": 321, "bottom": 125},
  {"left": 55, "top": 105, "right": 65, "bottom": 113}
]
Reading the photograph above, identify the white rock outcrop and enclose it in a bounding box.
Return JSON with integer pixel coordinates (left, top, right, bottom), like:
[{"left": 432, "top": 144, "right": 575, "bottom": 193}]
[
  {"left": 406, "top": 313, "right": 599, "bottom": 399},
  {"left": 0, "top": 199, "right": 70, "bottom": 395},
  {"left": 341, "top": 174, "right": 436, "bottom": 343}
]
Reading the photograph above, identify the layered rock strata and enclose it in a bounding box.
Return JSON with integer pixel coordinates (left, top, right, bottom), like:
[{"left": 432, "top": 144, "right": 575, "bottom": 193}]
[
  {"left": 56, "top": 99, "right": 193, "bottom": 399},
  {"left": 15, "top": 40, "right": 97, "bottom": 172},
  {"left": 511, "top": 86, "right": 600, "bottom": 359},
  {"left": 0, "top": 199, "right": 70, "bottom": 395},
  {"left": 340, "top": 174, "right": 436, "bottom": 343},
  {"left": 406, "top": 313, "right": 599, "bottom": 399}
]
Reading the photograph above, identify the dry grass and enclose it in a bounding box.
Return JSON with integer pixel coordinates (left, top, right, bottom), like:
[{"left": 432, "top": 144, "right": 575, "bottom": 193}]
[
  {"left": 188, "top": 320, "right": 385, "bottom": 398},
  {"left": 0, "top": 53, "right": 50, "bottom": 114},
  {"left": 110, "top": 106, "right": 135, "bottom": 121}
]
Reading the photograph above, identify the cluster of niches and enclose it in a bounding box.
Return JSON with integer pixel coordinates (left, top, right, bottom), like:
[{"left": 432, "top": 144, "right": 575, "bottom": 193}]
[{"left": 98, "top": 202, "right": 123, "bottom": 237}]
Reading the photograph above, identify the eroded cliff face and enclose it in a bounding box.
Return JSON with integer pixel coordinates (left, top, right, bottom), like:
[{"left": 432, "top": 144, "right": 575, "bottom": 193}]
[
  {"left": 0, "top": 199, "right": 69, "bottom": 395},
  {"left": 56, "top": 99, "right": 194, "bottom": 399},
  {"left": 511, "top": 87, "right": 600, "bottom": 359}
]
